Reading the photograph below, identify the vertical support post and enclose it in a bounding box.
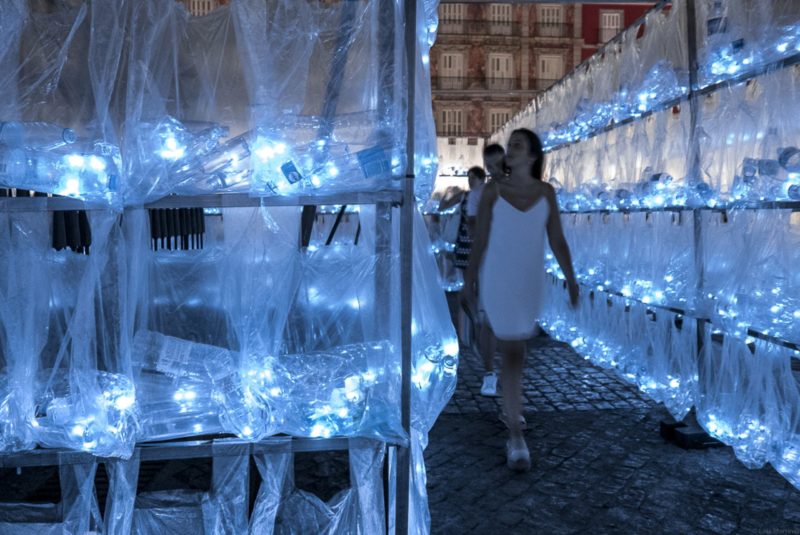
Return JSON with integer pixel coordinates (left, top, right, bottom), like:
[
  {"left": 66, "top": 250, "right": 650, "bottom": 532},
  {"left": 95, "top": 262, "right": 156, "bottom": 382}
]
[
  {"left": 377, "top": 0, "right": 399, "bottom": 532},
  {"left": 397, "top": 0, "right": 417, "bottom": 534},
  {"left": 685, "top": 0, "right": 706, "bottom": 352}
]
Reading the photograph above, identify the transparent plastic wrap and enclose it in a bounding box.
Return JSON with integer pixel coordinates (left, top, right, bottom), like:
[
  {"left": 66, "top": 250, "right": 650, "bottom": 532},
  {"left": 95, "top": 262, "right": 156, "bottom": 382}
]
[
  {"left": 0, "top": 212, "right": 50, "bottom": 452},
  {"left": 698, "top": 66, "right": 800, "bottom": 203},
  {"left": 233, "top": 0, "right": 405, "bottom": 198},
  {"left": 30, "top": 210, "right": 137, "bottom": 458},
  {"left": 549, "top": 106, "right": 694, "bottom": 211},
  {"left": 250, "top": 440, "right": 385, "bottom": 534},
  {"left": 702, "top": 209, "right": 800, "bottom": 346},
  {"left": 104, "top": 453, "right": 141, "bottom": 535},
  {"left": 421, "top": 204, "right": 462, "bottom": 292},
  {"left": 540, "top": 278, "right": 697, "bottom": 421},
  {"left": 0, "top": 1, "right": 123, "bottom": 203},
  {"left": 697, "top": 0, "right": 800, "bottom": 87},
  {"left": 621, "top": 1, "right": 689, "bottom": 117},
  {"left": 0, "top": 461, "right": 99, "bottom": 534},
  {"left": 553, "top": 211, "right": 695, "bottom": 309},
  {"left": 126, "top": 202, "right": 455, "bottom": 447},
  {"left": 129, "top": 444, "right": 249, "bottom": 535},
  {"left": 696, "top": 332, "right": 797, "bottom": 470}
]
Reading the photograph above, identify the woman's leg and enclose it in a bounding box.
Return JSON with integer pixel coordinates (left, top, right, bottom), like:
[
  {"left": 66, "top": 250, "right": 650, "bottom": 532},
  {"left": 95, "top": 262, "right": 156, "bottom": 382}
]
[{"left": 498, "top": 339, "right": 526, "bottom": 438}]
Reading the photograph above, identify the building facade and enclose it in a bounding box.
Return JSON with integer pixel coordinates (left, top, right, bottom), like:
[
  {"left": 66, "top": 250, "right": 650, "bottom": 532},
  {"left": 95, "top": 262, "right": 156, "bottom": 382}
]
[
  {"left": 181, "top": 0, "right": 229, "bottom": 17},
  {"left": 432, "top": 2, "right": 654, "bottom": 179},
  {"left": 580, "top": 3, "right": 655, "bottom": 60}
]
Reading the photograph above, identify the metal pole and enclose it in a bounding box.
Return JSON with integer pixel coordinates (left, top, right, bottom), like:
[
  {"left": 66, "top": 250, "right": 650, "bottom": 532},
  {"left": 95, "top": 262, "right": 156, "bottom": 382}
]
[
  {"left": 685, "top": 0, "right": 706, "bottom": 353},
  {"left": 397, "top": 0, "right": 417, "bottom": 532}
]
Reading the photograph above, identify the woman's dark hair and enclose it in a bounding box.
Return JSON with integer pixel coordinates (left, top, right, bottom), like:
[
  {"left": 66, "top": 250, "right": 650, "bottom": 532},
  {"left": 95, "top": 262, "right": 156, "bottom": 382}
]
[
  {"left": 510, "top": 128, "right": 544, "bottom": 181},
  {"left": 467, "top": 166, "right": 486, "bottom": 181},
  {"left": 483, "top": 143, "right": 504, "bottom": 158}
]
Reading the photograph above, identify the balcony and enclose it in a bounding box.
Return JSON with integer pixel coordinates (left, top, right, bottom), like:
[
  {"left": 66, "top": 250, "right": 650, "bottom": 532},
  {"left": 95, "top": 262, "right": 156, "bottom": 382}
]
[
  {"left": 432, "top": 76, "right": 521, "bottom": 91},
  {"left": 533, "top": 23, "right": 573, "bottom": 39},
  {"left": 438, "top": 19, "right": 521, "bottom": 37}
]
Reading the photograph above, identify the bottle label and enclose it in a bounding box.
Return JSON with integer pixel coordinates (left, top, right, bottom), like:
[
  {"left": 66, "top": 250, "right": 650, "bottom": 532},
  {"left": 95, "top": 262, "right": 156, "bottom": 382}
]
[{"left": 157, "top": 335, "right": 194, "bottom": 377}]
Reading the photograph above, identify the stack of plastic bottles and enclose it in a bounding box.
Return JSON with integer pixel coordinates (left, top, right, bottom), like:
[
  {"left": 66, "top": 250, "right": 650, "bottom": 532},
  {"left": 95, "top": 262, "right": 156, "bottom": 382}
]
[
  {"left": 0, "top": 0, "right": 453, "bottom": 533},
  {"left": 498, "top": 0, "right": 800, "bottom": 492}
]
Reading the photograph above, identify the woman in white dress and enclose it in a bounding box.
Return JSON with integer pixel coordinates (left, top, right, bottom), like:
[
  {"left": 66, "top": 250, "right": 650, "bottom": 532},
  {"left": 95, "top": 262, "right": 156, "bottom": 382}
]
[{"left": 462, "top": 128, "right": 579, "bottom": 471}]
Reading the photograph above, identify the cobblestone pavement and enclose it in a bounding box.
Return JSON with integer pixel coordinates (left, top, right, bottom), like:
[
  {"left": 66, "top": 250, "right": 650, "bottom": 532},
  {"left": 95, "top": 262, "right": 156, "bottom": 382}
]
[{"left": 426, "top": 337, "right": 800, "bottom": 534}]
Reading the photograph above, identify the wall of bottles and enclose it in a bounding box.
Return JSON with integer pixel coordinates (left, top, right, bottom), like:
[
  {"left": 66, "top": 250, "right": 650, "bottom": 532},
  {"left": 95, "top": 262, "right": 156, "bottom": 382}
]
[
  {"left": 494, "top": 0, "right": 800, "bottom": 490},
  {"left": 0, "top": 0, "right": 452, "bottom": 533}
]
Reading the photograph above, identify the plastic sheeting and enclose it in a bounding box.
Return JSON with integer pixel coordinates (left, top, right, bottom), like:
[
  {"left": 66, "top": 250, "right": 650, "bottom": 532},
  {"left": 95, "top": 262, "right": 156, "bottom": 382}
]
[
  {"left": 494, "top": 0, "right": 689, "bottom": 150},
  {"left": 0, "top": 0, "right": 439, "bottom": 203},
  {"left": 249, "top": 440, "right": 386, "bottom": 534},
  {"left": 0, "top": 462, "right": 99, "bottom": 534},
  {"left": 0, "top": 0, "right": 452, "bottom": 533},
  {"left": 540, "top": 278, "right": 698, "bottom": 421}
]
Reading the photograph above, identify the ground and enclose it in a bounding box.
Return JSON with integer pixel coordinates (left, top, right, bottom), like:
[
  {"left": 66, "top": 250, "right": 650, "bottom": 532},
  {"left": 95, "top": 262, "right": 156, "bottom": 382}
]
[{"left": 425, "top": 335, "right": 800, "bottom": 534}]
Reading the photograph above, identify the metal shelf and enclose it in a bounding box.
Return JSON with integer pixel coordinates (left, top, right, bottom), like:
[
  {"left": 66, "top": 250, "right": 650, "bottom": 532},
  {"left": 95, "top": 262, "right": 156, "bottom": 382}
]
[
  {"left": 0, "top": 188, "right": 406, "bottom": 212},
  {"left": 0, "top": 435, "right": 403, "bottom": 469},
  {"left": 559, "top": 200, "right": 800, "bottom": 215},
  {"left": 554, "top": 276, "right": 800, "bottom": 353},
  {"left": 145, "top": 188, "right": 405, "bottom": 210}
]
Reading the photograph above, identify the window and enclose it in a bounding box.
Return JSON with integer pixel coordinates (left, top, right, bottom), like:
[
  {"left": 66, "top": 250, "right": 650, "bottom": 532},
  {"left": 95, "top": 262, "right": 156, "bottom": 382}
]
[
  {"left": 440, "top": 52, "right": 465, "bottom": 89},
  {"left": 600, "top": 11, "right": 624, "bottom": 43},
  {"left": 440, "top": 4, "right": 465, "bottom": 23},
  {"left": 489, "top": 4, "right": 513, "bottom": 35},
  {"left": 440, "top": 4, "right": 465, "bottom": 33},
  {"left": 189, "top": 0, "right": 216, "bottom": 16},
  {"left": 489, "top": 109, "right": 511, "bottom": 133},
  {"left": 537, "top": 5, "right": 565, "bottom": 37},
  {"left": 487, "top": 53, "right": 514, "bottom": 90},
  {"left": 440, "top": 109, "right": 464, "bottom": 137},
  {"left": 538, "top": 54, "right": 564, "bottom": 82}
]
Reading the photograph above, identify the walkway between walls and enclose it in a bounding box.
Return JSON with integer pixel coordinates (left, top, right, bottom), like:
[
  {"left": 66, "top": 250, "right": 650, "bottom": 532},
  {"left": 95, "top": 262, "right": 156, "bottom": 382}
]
[{"left": 426, "top": 335, "right": 800, "bottom": 534}]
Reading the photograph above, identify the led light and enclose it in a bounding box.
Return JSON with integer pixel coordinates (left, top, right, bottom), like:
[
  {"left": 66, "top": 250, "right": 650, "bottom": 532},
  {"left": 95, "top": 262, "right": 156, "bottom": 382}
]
[
  {"left": 88, "top": 155, "right": 106, "bottom": 172},
  {"left": 66, "top": 154, "right": 85, "bottom": 168},
  {"left": 443, "top": 339, "right": 459, "bottom": 357},
  {"left": 71, "top": 424, "right": 85, "bottom": 437},
  {"left": 114, "top": 394, "right": 135, "bottom": 411}
]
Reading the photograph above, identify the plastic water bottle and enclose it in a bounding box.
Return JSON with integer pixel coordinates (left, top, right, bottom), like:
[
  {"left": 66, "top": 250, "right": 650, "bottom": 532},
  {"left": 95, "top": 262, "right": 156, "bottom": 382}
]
[
  {"left": 251, "top": 134, "right": 393, "bottom": 194},
  {"left": 132, "top": 330, "right": 233, "bottom": 380},
  {"left": 205, "top": 351, "right": 272, "bottom": 440},
  {"left": 0, "top": 121, "right": 76, "bottom": 150},
  {"left": 170, "top": 131, "right": 252, "bottom": 193}
]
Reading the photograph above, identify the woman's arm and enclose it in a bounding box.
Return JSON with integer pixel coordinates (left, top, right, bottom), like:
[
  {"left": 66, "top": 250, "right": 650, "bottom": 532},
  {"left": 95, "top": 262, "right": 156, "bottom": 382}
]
[
  {"left": 437, "top": 187, "right": 464, "bottom": 212},
  {"left": 543, "top": 184, "right": 579, "bottom": 306}
]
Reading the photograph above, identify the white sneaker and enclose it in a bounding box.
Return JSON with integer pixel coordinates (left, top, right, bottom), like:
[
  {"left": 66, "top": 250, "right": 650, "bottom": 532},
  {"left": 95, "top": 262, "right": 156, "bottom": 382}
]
[
  {"left": 480, "top": 372, "right": 498, "bottom": 397},
  {"left": 506, "top": 436, "right": 531, "bottom": 472}
]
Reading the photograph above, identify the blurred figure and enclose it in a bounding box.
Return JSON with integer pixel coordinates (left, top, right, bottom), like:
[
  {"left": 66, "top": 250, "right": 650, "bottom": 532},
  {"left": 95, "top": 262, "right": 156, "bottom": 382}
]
[
  {"left": 462, "top": 129, "right": 578, "bottom": 471},
  {"left": 439, "top": 166, "right": 487, "bottom": 346}
]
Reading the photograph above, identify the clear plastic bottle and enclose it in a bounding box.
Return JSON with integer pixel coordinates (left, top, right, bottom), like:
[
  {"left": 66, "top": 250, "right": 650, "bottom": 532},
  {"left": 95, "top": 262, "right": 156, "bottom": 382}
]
[
  {"left": 170, "top": 131, "right": 252, "bottom": 193},
  {"left": 0, "top": 121, "right": 76, "bottom": 150},
  {"left": 205, "top": 351, "right": 272, "bottom": 440},
  {"left": 251, "top": 133, "right": 393, "bottom": 194},
  {"left": 132, "top": 330, "right": 231, "bottom": 380}
]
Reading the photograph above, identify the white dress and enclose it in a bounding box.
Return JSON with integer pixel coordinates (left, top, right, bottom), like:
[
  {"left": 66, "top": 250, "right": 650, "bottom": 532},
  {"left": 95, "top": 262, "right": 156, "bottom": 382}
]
[{"left": 479, "top": 195, "right": 549, "bottom": 341}]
